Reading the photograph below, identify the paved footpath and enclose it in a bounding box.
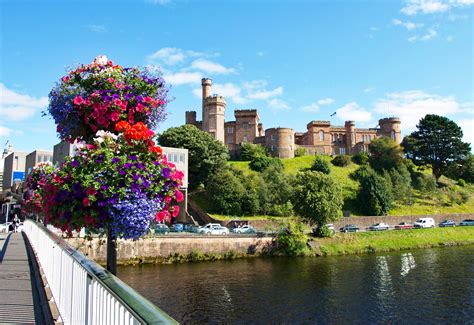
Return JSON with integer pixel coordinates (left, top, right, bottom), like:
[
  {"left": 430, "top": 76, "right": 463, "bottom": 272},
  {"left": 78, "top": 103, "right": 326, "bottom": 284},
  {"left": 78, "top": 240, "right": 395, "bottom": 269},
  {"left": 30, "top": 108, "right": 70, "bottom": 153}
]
[{"left": 0, "top": 232, "right": 48, "bottom": 324}]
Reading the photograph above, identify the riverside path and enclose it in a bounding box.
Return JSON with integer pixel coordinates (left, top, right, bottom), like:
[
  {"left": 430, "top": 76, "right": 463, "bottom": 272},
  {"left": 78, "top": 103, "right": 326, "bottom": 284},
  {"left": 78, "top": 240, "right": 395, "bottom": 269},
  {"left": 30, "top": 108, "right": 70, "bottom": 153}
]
[{"left": 0, "top": 232, "right": 49, "bottom": 324}]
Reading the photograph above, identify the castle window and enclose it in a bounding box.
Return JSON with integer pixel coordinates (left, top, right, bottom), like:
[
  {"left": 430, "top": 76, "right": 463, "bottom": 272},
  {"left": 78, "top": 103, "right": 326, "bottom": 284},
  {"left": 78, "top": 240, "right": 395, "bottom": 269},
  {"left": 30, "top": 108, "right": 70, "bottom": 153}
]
[
  {"left": 289, "top": 145, "right": 293, "bottom": 151},
  {"left": 243, "top": 122, "right": 250, "bottom": 130},
  {"left": 271, "top": 134, "right": 277, "bottom": 140},
  {"left": 271, "top": 145, "right": 275, "bottom": 151},
  {"left": 289, "top": 135, "right": 292, "bottom": 141},
  {"left": 340, "top": 147, "right": 346, "bottom": 155},
  {"left": 243, "top": 135, "right": 248, "bottom": 142},
  {"left": 319, "top": 131, "right": 324, "bottom": 142},
  {"left": 227, "top": 127, "right": 234, "bottom": 134},
  {"left": 391, "top": 130, "right": 396, "bottom": 141}
]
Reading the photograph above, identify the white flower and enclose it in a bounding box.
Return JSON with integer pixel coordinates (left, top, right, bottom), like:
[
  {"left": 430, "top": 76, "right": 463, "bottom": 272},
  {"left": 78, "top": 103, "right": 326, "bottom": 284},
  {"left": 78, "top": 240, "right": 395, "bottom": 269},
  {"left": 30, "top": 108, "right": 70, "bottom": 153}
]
[
  {"left": 93, "top": 55, "right": 108, "bottom": 66},
  {"left": 95, "top": 130, "right": 118, "bottom": 141}
]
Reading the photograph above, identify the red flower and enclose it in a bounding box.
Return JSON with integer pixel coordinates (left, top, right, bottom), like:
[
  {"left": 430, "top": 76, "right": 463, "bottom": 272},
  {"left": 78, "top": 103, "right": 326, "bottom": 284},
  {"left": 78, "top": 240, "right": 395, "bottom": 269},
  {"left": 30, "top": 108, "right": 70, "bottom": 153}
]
[
  {"left": 172, "top": 206, "right": 180, "bottom": 217},
  {"left": 86, "top": 188, "right": 97, "bottom": 196},
  {"left": 74, "top": 96, "right": 84, "bottom": 105},
  {"left": 175, "top": 190, "right": 184, "bottom": 202},
  {"left": 115, "top": 121, "right": 130, "bottom": 132},
  {"left": 62, "top": 76, "right": 71, "bottom": 83},
  {"left": 82, "top": 197, "right": 90, "bottom": 207},
  {"left": 114, "top": 99, "right": 122, "bottom": 106}
]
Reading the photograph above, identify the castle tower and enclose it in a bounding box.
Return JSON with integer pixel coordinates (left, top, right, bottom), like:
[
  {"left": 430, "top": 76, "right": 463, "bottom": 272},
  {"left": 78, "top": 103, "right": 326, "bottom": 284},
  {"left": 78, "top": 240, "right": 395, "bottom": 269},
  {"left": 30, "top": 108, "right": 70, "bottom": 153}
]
[
  {"left": 345, "top": 120, "right": 356, "bottom": 154},
  {"left": 378, "top": 117, "right": 401, "bottom": 144},
  {"left": 201, "top": 78, "right": 226, "bottom": 142},
  {"left": 185, "top": 111, "right": 197, "bottom": 125}
]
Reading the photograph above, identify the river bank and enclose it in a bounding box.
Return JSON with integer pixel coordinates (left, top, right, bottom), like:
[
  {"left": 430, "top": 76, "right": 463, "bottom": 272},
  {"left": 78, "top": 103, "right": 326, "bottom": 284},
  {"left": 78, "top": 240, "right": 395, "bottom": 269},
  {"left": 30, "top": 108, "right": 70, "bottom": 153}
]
[{"left": 66, "top": 227, "right": 474, "bottom": 265}]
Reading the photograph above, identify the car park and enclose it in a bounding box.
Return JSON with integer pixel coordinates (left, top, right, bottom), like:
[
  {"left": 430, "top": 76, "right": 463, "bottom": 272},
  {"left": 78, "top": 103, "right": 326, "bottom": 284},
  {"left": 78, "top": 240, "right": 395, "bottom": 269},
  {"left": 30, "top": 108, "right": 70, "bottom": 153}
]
[
  {"left": 459, "top": 219, "right": 474, "bottom": 226},
  {"left": 199, "top": 224, "right": 229, "bottom": 235},
  {"left": 368, "top": 223, "right": 390, "bottom": 231},
  {"left": 394, "top": 222, "right": 414, "bottom": 230},
  {"left": 232, "top": 225, "right": 256, "bottom": 234},
  {"left": 171, "top": 223, "right": 184, "bottom": 232},
  {"left": 414, "top": 218, "right": 435, "bottom": 229},
  {"left": 439, "top": 220, "right": 456, "bottom": 227},
  {"left": 197, "top": 223, "right": 222, "bottom": 234},
  {"left": 153, "top": 223, "right": 170, "bottom": 235},
  {"left": 339, "top": 224, "right": 359, "bottom": 233}
]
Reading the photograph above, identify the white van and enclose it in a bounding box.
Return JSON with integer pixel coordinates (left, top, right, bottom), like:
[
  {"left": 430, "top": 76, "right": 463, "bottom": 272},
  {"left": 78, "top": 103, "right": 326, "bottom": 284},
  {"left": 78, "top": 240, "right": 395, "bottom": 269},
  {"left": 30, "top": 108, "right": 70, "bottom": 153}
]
[{"left": 414, "top": 218, "right": 435, "bottom": 228}]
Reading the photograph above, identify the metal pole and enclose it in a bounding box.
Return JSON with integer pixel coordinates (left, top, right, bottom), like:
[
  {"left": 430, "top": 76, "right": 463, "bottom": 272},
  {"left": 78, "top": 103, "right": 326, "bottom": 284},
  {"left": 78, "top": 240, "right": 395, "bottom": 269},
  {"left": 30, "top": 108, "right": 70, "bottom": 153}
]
[{"left": 106, "top": 228, "right": 117, "bottom": 276}]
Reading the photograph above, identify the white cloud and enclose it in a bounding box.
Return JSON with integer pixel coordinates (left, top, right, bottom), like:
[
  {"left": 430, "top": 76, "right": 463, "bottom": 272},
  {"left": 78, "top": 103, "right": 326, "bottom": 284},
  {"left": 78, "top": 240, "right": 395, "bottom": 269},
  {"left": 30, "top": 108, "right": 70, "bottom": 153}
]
[
  {"left": 408, "top": 28, "right": 438, "bottom": 42},
  {"left": 191, "top": 59, "right": 234, "bottom": 74},
  {"left": 336, "top": 102, "right": 373, "bottom": 122},
  {"left": 370, "top": 27, "right": 380, "bottom": 31},
  {"left": 0, "top": 125, "right": 12, "bottom": 137},
  {"left": 401, "top": 0, "right": 450, "bottom": 15},
  {"left": 87, "top": 24, "right": 107, "bottom": 33},
  {"left": 267, "top": 99, "right": 290, "bottom": 110},
  {"left": 364, "top": 87, "right": 376, "bottom": 93},
  {"left": 0, "top": 84, "right": 48, "bottom": 121},
  {"left": 147, "top": 48, "right": 202, "bottom": 65},
  {"left": 247, "top": 86, "right": 283, "bottom": 100},
  {"left": 318, "top": 98, "right": 335, "bottom": 105},
  {"left": 300, "top": 103, "right": 320, "bottom": 112},
  {"left": 164, "top": 72, "right": 202, "bottom": 86},
  {"left": 392, "top": 18, "right": 423, "bottom": 30},
  {"left": 146, "top": 0, "right": 171, "bottom": 5},
  {"left": 374, "top": 90, "right": 459, "bottom": 130},
  {"left": 458, "top": 118, "right": 474, "bottom": 145},
  {"left": 257, "top": 51, "right": 265, "bottom": 57}
]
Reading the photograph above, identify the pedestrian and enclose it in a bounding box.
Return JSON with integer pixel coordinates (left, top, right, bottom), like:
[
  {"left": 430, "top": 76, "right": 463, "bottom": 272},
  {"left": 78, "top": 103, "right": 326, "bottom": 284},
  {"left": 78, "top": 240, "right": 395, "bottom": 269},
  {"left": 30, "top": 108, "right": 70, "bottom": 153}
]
[{"left": 13, "top": 214, "right": 20, "bottom": 233}]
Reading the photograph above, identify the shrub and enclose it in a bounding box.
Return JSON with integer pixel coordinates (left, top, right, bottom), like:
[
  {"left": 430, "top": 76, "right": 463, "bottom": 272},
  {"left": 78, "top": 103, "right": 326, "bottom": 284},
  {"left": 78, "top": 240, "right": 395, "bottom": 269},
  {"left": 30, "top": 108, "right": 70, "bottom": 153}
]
[
  {"left": 356, "top": 166, "right": 394, "bottom": 216},
  {"left": 240, "top": 142, "right": 268, "bottom": 161},
  {"left": 275, "top": 221, "right": 309, "bottom": 256},
  {"left": 313, "top": 224, "right": 334, "bottom": 238},
  {"left": 249, "top": 156, "right": 283, "bottom": 172},
  {"left": 206, "top": 167, "right": 245, "bottom": 215},
  {"left": 412, "top": 172, "right": 437, "bottom": 193},
  {"left": 311, "top": 156, "right": 331, "bottom": 174},
  {"left": 294, "top": 147, "right": 306, "bottom": 157},
  {"left": 388, "top": 165, "right": 413, "bottom": 204},
  {"left": 457, "top": 179, "right": 467, "bottom": 187},
  {"left": 352, "top": 152, "right": 369, "bottom": 165},
  {"left": 331, "top": 155, "right": 351, "bottom": 167}
]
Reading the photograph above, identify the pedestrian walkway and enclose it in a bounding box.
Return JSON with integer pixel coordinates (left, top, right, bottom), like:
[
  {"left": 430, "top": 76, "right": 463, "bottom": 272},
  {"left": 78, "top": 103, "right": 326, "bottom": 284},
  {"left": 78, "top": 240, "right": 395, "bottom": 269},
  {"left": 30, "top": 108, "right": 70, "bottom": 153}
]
[{"left": 0, "top": 232, "right": 48, "bottom": 324}]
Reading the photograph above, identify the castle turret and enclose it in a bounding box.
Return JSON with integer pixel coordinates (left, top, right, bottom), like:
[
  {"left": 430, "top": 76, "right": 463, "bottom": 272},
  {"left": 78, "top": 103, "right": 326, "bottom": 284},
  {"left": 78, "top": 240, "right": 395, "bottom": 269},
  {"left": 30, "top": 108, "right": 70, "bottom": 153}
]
[
  {"left": 202, "top": 78, "right": 212, "bottom": 108},
  {"left": 185, "top": 111, "right": 197, "bottom": 125},
  {"left": 345, "top": 120, "right": 356, "bottom": 154},
  {"left": 201, "top": 78, "right": 225, "bottom": 142},
  {"left": 378, "top": 117, "right": 401, "bottom": 144}
]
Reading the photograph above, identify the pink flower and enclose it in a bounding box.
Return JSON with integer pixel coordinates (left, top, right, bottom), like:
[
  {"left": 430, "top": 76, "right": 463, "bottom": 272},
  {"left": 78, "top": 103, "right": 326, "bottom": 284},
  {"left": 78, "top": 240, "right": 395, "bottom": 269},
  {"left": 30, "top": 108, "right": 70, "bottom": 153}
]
[
  {"left": 172, "top": 206, "right": 180, "bottom": 217},
  {"left": 144, "top": 96, "right": 153, "bottom": 103},
  {"left": 164, "top": 196, "right": 172, "bottom": 204},
  {"left": 93, "top": 102, "right": 102, "bottom": 110},
  {"left": 62, "top": 76, "right": 71, "bottom": 83},
  {"left": 74, "top": 96, "right": 84, "bottom": 105},
  {"left": 136, "top": 103, "right": 144, "bottom": 112},
  {"left": 175, "top": 190, "right": 184, "bottom": 202},
  {"left": 114, "top": 99, "right": 122, "bottom": 106},
  {"left": 97, "top": 116, "right": 107, "bottom": 125},
  {"left": 107, "top": 78, "right": 115, "bottom": 83},
  {"left": 109, "top": 111, "right": 120, "bottom": 121},
  {"left": 82, "top": 197, "right": 90, "bottom": 207},
  {"left": 156, "top": 211, "right": 165, "bottom": 222},
  {"left": 85, "top": 188, "right": 97, "bottom": 196}
]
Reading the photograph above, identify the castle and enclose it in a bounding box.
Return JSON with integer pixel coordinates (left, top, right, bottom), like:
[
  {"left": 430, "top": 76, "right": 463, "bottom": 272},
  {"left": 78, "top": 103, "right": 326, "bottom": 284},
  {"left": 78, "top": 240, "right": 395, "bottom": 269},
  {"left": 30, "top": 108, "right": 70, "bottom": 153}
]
[{"left": 185, "top": 78, "right": 401, "bottom": 158}]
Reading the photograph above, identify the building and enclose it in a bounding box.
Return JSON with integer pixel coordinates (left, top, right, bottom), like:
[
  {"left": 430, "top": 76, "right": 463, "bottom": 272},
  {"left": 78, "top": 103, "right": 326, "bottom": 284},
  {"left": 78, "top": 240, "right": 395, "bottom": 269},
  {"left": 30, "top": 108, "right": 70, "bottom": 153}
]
[
  {"left": 2, "top": 150, "right": 27, "bottom": 192},
  {"left": 185, "top": 78, "right": 401, "bottom": 158},
  {"left": 53, "top": 141, "right": 75, "bottom": 167},
  {"left": 25, "top": 150, "right": 53, "bottom": 175},
  {"left": 0, "top": 144, "right": 15, "bottom": 195}
]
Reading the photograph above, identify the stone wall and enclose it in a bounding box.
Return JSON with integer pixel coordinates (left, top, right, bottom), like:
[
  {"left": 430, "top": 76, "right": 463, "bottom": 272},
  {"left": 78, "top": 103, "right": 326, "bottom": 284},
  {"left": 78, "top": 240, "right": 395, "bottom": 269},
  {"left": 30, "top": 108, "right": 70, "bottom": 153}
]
[{"left": 67, "top": 236, "right": 273, "bottom": 264}]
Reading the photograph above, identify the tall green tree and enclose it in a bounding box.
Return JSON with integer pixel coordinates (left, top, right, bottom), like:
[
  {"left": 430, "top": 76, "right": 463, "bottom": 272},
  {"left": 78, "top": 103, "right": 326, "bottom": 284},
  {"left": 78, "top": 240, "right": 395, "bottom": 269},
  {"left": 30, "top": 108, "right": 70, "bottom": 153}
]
[
  {"left": 402, "top": 114, "right": 471, "bottom": 181},
  {"left": 368, "top": 137, "right": 404, "bottom": 173},
  {"left": 158, "top": 125, "right": 228, "bottom": 189},
  {"left": 354, "top": 166, "right": 394, "bottom": 216},
  {"left": 240, "top": 142, "right": 268, "bottom": 161},
  {"left": 292, "top": 171, "right": 343, "bottom": 235}
]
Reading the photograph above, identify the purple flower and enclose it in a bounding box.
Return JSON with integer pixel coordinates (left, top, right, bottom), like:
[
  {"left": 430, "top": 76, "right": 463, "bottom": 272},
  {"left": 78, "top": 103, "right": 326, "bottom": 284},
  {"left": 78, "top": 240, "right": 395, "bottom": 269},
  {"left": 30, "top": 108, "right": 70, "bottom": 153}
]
[
  {"left": 112, "top": 157, "right": 120, "bottom": 163},
  {"left": 162, "top": 168, "right": 170, "bottom": 178}
]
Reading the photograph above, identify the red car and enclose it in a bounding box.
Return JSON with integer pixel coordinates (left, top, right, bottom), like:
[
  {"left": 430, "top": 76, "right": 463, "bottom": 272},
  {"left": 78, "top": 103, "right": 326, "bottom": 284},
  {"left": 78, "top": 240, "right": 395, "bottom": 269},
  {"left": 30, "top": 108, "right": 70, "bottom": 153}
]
[{"left": 394, "top": 222, "right": 414, "bottom": 230}]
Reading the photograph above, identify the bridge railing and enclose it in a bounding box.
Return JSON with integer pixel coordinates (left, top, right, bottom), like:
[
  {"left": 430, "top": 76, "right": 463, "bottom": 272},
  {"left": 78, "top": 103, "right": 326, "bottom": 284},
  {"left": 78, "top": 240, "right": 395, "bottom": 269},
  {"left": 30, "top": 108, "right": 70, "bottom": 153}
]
[{"left": 23, "top": 220, "right": 178, "bottom": 325}]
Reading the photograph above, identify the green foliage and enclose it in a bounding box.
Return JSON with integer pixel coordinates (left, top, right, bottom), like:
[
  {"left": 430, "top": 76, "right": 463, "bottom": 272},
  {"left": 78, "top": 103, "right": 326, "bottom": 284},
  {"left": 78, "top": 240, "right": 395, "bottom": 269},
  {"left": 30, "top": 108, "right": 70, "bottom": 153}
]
[
  {"left": 240, "top": 142, "right": 268, "bottom": 161},
  {"left": 294, "top": 147, "right": 307, "bottom": 157},
  {"left": 457, "top": 179, "right": 467, "bottom": 187},
  {"left": 331, "top": 155, "right": 351, "bottom": 167},
  {"left": 352, "top": 152, "right": 369, "bottom": 165},
  {"left": 402, "top": 114, "right": 471, "bottom": 181},
  {"left": 158, "top": 125, "right": 228, "bottom": 189},
  {"left": 313, "top": 224, "right": 335, "bottom": 238},
  {"left": 387, "top": 165, "right": 413, "bottom": 204},
  {"left": 261, "top": 165, "right": 294, "bottom": 216},
  {"left": 411, "top": 172, "right": 437, "bottom": 193},
  {"left": 311, "top": 155, "right": 331, "bottom": 174},
  {"left": 368, "top": 137, "right": 404, "bottom": 173},
  {"left": 292, "top": 171, "right": 343, "bottom": 228},
  {"left": 356, "top": 166, "right": 394, "bottom": 216},
  {"left": 206, "top": 167, "right": 245, "bottom": 215},
  {"left": 249, "top": 155, "right": 283, "bottom": 172},
  {"left": 275, "top": 221, "right": 309, "bottom": 256},
  {"left": 445, "top": 154, "right": 474, "bottom": 184}
]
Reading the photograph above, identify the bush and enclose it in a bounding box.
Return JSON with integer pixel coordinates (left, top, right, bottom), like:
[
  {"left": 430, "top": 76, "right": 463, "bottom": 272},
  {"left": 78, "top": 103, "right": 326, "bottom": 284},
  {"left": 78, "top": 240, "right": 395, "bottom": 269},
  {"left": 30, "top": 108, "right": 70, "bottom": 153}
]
[
  {"left": 311, "top": 156, "right": 331, "bottom": 174},
  {"left": 206, "top": 167, "right": 245, "bottom": 215},
  {"left": 352, "top": 152, "right": 369, "bottom": 165},
  {"left": 294, "top": 147, "right": 306, "bottom": 157},
  {"left": 249, "top": 156, "right": 283, "bottom": 172},
  {"left": 457, "top": 179, "right": 467, "bottom": 187},
  {"left": 331, "top": 155, "right": 351, "bottom": 167},
  {"left": 313, "top": 224, "right": 334, "bottom": 238},
  {"left": 356, "top": 167, "right": 394, "bottom": 216},
  {"left": 275, "top": 221, "right": 309, "bottom": 256},
  {"left": 388, "top": 165, "right": 413, "bottom": 204},
  {"left": 240, "top": 142, "right": 268, "bottom": 161},
  {"left": 412, "top": 172, "right": 437, "bottom": 193}
]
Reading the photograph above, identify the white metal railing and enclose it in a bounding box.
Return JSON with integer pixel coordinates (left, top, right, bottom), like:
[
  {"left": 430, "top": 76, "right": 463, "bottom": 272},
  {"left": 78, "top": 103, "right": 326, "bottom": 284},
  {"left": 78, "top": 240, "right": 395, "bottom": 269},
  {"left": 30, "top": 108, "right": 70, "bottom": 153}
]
[{"left": 23, "top": 220, "right": 177, "bottom": 325}]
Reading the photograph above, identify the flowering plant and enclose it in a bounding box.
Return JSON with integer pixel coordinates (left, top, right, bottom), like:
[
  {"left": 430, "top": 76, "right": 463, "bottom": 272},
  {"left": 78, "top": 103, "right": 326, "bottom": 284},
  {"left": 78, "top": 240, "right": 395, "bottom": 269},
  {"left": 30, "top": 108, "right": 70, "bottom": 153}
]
[
  {"left": 47, "top": 55, "right": 169, "bottom": 142},
  {"left": 22, "top": 163, "right": 56, "bottom": 215},
  {"left": 44, "top": 123, "right": 184, "bottom": 239}
]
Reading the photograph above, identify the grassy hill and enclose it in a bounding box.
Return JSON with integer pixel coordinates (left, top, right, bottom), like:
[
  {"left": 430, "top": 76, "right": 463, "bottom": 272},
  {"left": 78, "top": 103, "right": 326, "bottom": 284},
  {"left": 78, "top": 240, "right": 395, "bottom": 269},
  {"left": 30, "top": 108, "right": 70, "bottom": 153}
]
[{"left": 192, "top": 155, "right": 474, "bottom": 220}]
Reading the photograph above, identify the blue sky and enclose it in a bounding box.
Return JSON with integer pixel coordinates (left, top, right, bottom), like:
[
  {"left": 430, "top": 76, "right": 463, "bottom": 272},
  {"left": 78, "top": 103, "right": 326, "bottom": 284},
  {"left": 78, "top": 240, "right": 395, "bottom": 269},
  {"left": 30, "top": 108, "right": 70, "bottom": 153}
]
[{"left": 0, "top": 0, "right": 472, "bottom": 153}]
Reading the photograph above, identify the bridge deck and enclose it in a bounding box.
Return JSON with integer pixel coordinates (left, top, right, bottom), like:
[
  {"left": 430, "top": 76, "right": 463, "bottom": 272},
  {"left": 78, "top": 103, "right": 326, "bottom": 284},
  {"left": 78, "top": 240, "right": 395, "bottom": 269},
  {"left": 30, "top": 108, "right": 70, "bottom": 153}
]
[{"left": 0, "top": 232, "right": 48, "bottom": 324}]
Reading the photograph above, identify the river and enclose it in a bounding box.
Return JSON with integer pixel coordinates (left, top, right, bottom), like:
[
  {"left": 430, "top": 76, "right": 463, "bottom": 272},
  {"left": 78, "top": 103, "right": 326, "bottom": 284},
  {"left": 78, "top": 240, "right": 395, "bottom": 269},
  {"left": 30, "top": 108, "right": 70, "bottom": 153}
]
[{"left": 118, "top": 246, "right": 474, "bottom": 324}]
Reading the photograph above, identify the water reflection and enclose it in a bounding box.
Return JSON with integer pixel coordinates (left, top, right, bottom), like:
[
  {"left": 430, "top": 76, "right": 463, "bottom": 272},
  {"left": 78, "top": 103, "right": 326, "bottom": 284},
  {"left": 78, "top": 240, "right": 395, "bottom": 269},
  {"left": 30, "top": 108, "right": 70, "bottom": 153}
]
[{"left": 119, "top": 247, "right": 474, "bottom": 324}]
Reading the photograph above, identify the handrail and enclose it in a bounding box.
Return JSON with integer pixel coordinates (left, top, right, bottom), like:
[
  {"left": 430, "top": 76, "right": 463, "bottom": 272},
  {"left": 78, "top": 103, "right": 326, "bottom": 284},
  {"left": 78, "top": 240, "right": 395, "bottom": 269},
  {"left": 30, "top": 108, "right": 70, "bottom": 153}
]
[{"left": 23, "top": 219, "right": 178, "bottom": 324}]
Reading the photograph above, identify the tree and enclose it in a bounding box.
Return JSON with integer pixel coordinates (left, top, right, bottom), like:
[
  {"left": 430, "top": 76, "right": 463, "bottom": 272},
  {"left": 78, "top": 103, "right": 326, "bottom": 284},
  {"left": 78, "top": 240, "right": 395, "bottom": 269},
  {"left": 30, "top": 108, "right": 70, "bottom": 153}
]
[
  {"left": 445, "top": 153, "right": 474, "bottom": 184},
  {"left": 206, "top": 167, "right": 245, "bottom": 215},
  {"left": 368, "top": 137, "right": 404, "bottom": 173},
  {"left": 158, "top": 125, "right": 228, "bottom": 189},
  {"left": 331, "top": 155, "right": 351, "bottom": 167},
  {"left": 292, "top": 171, "right": 343, "bottom": 236},
  {"left": 240, "top": 142, "right": 268, "bottom": 161},
  {"left": 261, "top": 165, "right": 294, "bottom": 216},
  {"left": 355, "top": 166, "right": 393, "bottom": 216},
  {"left": 249, "top": 155, "right": 283, "bottom": 172},
  {"left": 402, "top": 114, "right": 471, "bottom": 181},
  {"left": 311, "top": 156, "right": 331, "bottom": 174}
]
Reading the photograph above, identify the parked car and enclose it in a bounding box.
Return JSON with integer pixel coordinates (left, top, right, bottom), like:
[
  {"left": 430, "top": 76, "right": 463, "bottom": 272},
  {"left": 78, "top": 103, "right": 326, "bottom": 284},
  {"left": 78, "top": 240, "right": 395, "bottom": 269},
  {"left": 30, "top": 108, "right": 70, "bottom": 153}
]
[
  {"left": 339, "top": 224, "right": 359, "bottom": 233},
  {"left": 368, "top": 223, "right": 390, "bottom": 231},
  {"left": 171, "top": 223, "right": 184, "bottom": 232},
  {"left": 200, "top": 224, "right": 229, "bottom": 235},
  {"left": 153, "top": 223, "right": 170, "bottom": 235},
  {"left": 459, "top": 219, "right": 474, "bottom": 226},
  {"left": 439, "top": 219, "right": 456, "bottom": 227},
  {"left": 414, "top": 218, "right": 435, "bottom": 229},
  {"left": 232, "top": 225, "right": 256, "bottom": 234},
  {"left": 183, "top": 224, "right": 200, "bottom": 233},
  {"left": 394, "top": 222, "right": 414, "bottom": 230},
  {"left": 197, "top": 223, "right": 222, "bottom": 234}
]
